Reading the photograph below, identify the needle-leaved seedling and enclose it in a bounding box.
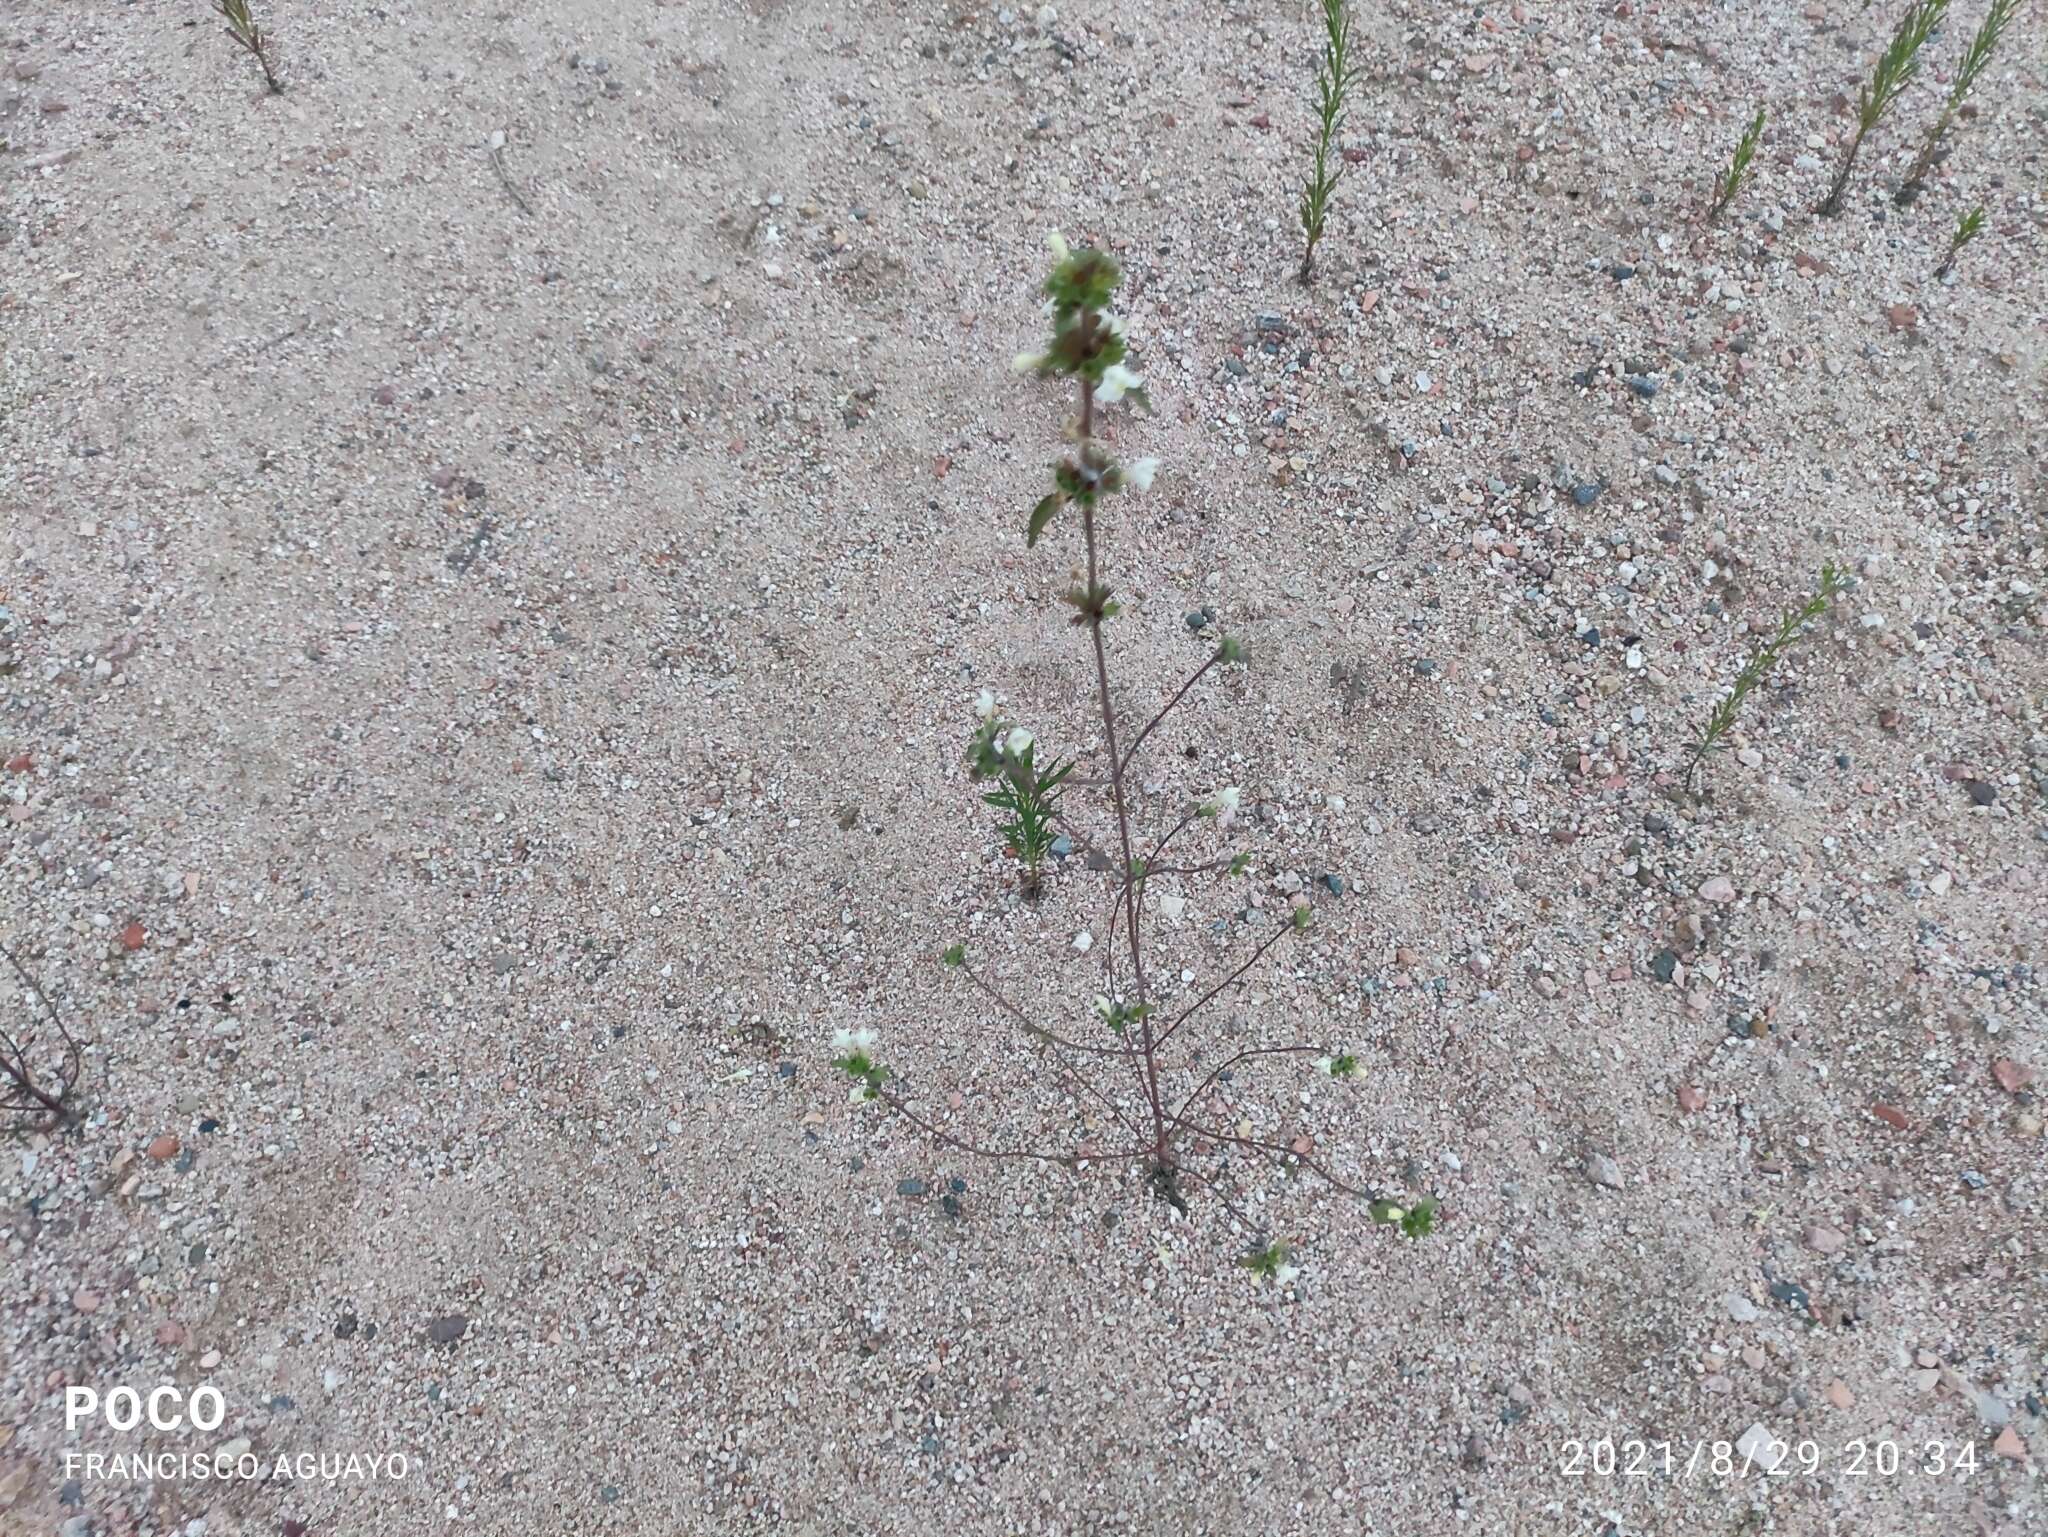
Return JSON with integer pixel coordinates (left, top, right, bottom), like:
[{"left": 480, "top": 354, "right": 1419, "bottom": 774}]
[
  {"left": 1818, "top": 0, "right": 1948, "bottom": 216},
  {"left": 1898, "top": 0, "right": 2022, "bottom": 202},
  {"left": 212, "top": 0, "right": 283, "bottom": 94},
  {"left": 1298, "top": 0, "right": 1365, "bottom": 284},
  {"left": 1687, "top": 564, "right": 1848, "bottom": 789},
  {"left": 1708, "top": 108, "right": 1767, "bottom": 222},
  {"left": 1937, "top": 204, "right": 1986, "bottom": 276}
]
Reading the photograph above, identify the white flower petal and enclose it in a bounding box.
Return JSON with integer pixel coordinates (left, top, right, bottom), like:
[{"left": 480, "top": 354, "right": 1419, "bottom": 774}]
[
  {"left": 1012, "top": 351, "right": 1046, "bottom": 374},
  {"left": 1125, "top": 457, "right": 1159, "bottom": 492},
  {"left": 1096, "top": 364, "right": 1142, "bottom": 405},
  {"left": 1004, "top": 726, "right": 1034, "bottom": 757},
  {"left": 1047, "top": 230, "right": 1070, "bottom": 259},
  {"left": 975, "top": 688, "right": 996, "bottom": 720}
]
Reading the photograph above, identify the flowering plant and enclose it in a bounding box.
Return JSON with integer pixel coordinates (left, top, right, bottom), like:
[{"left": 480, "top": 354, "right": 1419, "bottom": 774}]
[{"left": 831, "top": 231, "right": 1433, "bottom": 1274}]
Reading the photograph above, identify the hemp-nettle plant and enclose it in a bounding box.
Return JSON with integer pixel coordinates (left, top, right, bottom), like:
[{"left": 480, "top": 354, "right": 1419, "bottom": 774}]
[
  {"left": 1707, "top": 107, "right": 1766, "bottom": 223},
  {"left": 831, "top": 231, "right": 1431, "bottom": 1272},
  {"left": 211, "top": 0, "right": 284, "bottom": 95},
  {"left": 1896, "top": 0, "right": 2022, "bottom": 204},
  {"left": 1936, "top": 204, "right": 1985, "bottom": 277},
  {"left": 1687, "top": 564, "right": 1847, "bottom": 790},
  {"left": 1298, "top": 0, "right": 1365, "bottom": 285},
  {"left": 1818, "top": 0, "right": 1949, "bottom": 216}
]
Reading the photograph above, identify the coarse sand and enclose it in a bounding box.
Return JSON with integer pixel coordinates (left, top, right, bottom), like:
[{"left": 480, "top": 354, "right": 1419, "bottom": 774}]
[{"left": 2, "top": 2, "right": 2044, "bottom": 1534}]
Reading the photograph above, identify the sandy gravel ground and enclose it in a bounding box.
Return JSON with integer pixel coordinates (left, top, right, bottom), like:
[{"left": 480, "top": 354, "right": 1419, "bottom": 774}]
[{"left": 3, "top": 1, "right": 2045, "bottom": 1533}]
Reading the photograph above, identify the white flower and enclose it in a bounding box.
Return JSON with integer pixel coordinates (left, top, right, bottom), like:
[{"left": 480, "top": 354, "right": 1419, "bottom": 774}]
[
  {"left": 1315, "top": 1056, "right": 1335, "bottom": 1077},
  {"left": 1012, "top": 350, "right": 1046, "bottom": 374},
  {"left": 1047, "top": 230, "right": 1070, "bottom": 260},
  {"left": 974, "top": 688, "right": 996, "bottom": 720},
  {"left": 1004, "top": 726, "right": 1034, "bottom": 758},
  {"left": 849, "top": 1083, "right": 876, "bottom": 1104},
  {"left": 1206, "top": 785, "right": 1241, "bottom": 828},
  {"left": 1273, "top": 1262, "right": 1302, "bottom": 1287},
  {"left": 1124, "top": 457, "right": 1159, "bottom": 492},
  {"left": 831, "top": 1026, "right": 878, "bottom": 1056},
  {"left": 1096, "top": 364, "right": 1143, "bottom": 404}
]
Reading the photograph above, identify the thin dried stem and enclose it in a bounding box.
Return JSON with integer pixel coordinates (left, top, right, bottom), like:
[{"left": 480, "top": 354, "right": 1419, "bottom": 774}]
[
  {"left": 1152, "top": 921, "right": 1296, "bottom": 1052},
  {"left": 877, "top": 1090, "right": 1146, "bottom": 1170},
  {"left": 2, "top": 943, "right": 82, "bottom": 1128},
  {"left": 1172, "top": 1044, "right": 1325, "bottom": 1125},
  {"left": 1172, "top": 1120, "right": 1371, "bottom": 1200},
  {"left": 1118, "top": 649, "right": 1223, "bottom": 778}
]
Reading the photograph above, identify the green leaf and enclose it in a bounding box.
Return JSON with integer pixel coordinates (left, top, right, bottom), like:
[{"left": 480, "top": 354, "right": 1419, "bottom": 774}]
[
  {"left": 1230, "top": 852, "right": 1252, "bottom": 876},
  {"left": 1371, "top": 1195, "right": 1439, "bottom": 1239},
  {"left": 1122, "top": 385, "right": 1154, "bottom": 416},
  {"left": 942, "top": 944, "right": 965, "bottom": 967},
  {"left": 1027, "top": 494, "right": 1063, "bottom": 548}
]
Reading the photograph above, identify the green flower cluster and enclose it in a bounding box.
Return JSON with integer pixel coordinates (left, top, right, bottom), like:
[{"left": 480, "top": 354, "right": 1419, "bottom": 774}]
[{"left": 1013, "top": 233, "right": 1160, "bottom": 550}]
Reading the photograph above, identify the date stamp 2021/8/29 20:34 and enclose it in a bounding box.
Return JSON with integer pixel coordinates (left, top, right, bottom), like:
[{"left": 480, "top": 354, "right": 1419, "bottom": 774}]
[{"left": 1557, "top": 1432, "right": 1982, "bottom": 1483}]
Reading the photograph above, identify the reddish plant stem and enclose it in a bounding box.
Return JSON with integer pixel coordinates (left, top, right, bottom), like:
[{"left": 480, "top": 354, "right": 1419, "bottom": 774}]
[
  {"left": 878, "top": 1090, "right": 1149, "bottom": 1170},
  {"left": 1172, "top": 1166, "right": 1267, "bottom": 1242},
  {"left": 1118, "top": 649, "right": 1222, "bottom": 778},
  {"left": 961, "top": 961, "right": 1144, "bottom": 1139},
  {"left": 1172, "top": 1121, "right": 1370, "bottom": 1199},
  {"left": 1171, "top": 1044, "right": 1323, "bottom": 1125},
  {"left": 1140, "top": 855, "right": 1241, "bottom": 880},
  {"left": 1151, "top": 920, "right": 1294, "bottom": 1052},
  {"left": 1140, "top": 808, "right": 1205, "bottom": 871},
  {"left": 1076, "top": 373, "right": 1172, "bottom": 1171}
]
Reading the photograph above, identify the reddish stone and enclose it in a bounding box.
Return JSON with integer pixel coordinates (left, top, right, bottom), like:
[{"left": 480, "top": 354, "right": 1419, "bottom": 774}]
[
  {"left": 1677, "top": 1085, "right": 1706, "bottom": 1113},
  {"left": 1871, "top": 1103, "right": 1909, "bottom": 1130},
  {"left": 146, "top": 1134, "right": 180, "bottom": 1161},
  {"left": 1992, "top": 1058, "right": 2035, "bottom": 1094},
  {"left": 119, "top": 922, "right": 146, "bottom": 951}
]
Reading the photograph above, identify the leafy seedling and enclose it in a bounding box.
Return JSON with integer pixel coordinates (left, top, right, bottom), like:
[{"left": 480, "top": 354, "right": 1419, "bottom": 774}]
[
  {"left": 967, "top": 705, "right": 1078, "bottom": 896},
  {"left": 212, "top": 0, "right": 283, "bottom": 95},
  {"left": 1240, "top": 1239, "right": 1302, "bottom": 1284},
  {"left": 1708, "top": 108, "right": 1767, "bottom": 222},
  {"left": 1818, "top": 0, "right": 1949, "bottom": 216},
  {"left": 1298, "top": 0, "right": 1365, "bottom": 284},
  {"left": 1897, "top": 0, "right": 2022, "bottom": 203},
  {"left": 1687, "top": 564, "right": 1848, "bottom": 789},
  {"left": 1936, "top": 204, "right": 1985, "bottom": 276},
  {"left": 1369, "top": 1196, "right": 1440, "bottom": 1239}
]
